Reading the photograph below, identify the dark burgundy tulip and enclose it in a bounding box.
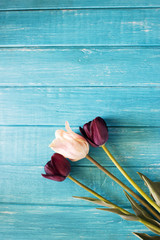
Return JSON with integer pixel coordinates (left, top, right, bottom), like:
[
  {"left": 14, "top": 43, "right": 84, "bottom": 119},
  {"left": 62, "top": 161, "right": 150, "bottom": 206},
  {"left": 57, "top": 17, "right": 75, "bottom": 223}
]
[
  {"left": 42, "top": 153, "right": 71, "bottom": 182},
  {"left": 79, "top": 117, "right": 108, "bottom": 147}
]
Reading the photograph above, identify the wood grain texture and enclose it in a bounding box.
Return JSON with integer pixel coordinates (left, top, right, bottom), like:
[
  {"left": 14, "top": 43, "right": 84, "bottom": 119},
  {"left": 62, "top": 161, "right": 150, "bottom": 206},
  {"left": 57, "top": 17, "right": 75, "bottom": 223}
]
[
  {"left": 0, "top": 0, "right": 160, "bottom": 10},
  {"left": 1, "top": 126, "right": 160, "bottom": 167},
  {"left": 0, "top": 204, "right": 144, "bottom": 240},
  {"left": 1, "top": 87, "right": 160, "bottom": 126},
  {"left": 1, "top": 1, "right": 160, "bottom": 239},
  {"left": 1, "top": 47, "right": 160, "bottom": 86},
  {"left": 1, "top": 165, "right": 160, "bottom": 206},
  {"left": 0, "top": 9, "right": 160, "bottom": 46}
]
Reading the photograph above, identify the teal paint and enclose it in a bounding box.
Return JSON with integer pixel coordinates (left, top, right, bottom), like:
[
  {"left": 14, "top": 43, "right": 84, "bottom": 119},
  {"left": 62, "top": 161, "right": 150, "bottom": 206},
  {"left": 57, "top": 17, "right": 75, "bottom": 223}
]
[
  {"left": 0, "top": 2, "right": 160, "bottom": 239},
  {"left": 0, "top": 126, "right": 160, "bottom": 167},
  {"left": 0, "top": 205, "right": 146, "bottom": 240},
  {"left": 0, "top": 9, "right": 160, "bottom": 46},
  {"left": 1, "top": 87, "right": 160, "bottom": 126},
  {"left": 0, "top": 0, "right": 160, "bottom": 10},
  {"left": 0, "top": 165, "right": 159, "bottom": 207},
  {"left": 0, "top": 47, "right": 160, "bottom": 87}
]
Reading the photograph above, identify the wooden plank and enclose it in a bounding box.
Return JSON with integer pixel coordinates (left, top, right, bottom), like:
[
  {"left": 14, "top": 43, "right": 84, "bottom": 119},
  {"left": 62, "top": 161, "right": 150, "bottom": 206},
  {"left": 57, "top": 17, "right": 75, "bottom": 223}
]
[
  {"left": 0, "top": 0, "right": 160, "bottom": 10},
  {"left": 0, "top": 87, "right": 160, "bottom": 126},
  {"left": 0, "top": 165, "right": 159, "bottom": 206},
  {"left": 0, "top": 204, "right": 145, "bottom": 240},
  {"left": 0, "top": 9, "right": 160, "bottom": 46},
  {"left": 1, "top": 47, "right": 160, "bottom": 86},
  {"left": 1, "top": 126, "right": 160, "bottom": 167}
]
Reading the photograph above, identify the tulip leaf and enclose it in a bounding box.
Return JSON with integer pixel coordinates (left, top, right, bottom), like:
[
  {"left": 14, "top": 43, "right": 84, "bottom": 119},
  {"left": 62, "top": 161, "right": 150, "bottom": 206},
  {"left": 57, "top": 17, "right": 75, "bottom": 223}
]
[
  {"left": 74, "top": 196, "right": 138, "bottom": 221},
  {"left": 138, "top": 172, "right": 160, "bottom": 207},
  {"left": 133, "top": 232, "right": 160, "bottom": 240},
  {"left": 73, "top": 196, "right": 115, "bottom": 208},
  {"left": 124, "top": 191, "right": 152, "bottom": 219},
  {"left": 142, "top": 218, "right": 160, "bottom": 235},
  {"left": 97, "top": 208, "right": 138, "bottom": 221},
  {"left": 124, "top": 192, "right": 160, "bottom": 234}
]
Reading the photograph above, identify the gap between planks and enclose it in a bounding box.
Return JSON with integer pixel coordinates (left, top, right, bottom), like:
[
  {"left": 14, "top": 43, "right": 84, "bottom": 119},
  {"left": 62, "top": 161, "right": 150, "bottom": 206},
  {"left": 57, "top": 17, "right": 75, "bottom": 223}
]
[
  {"left": 1, "top": 45, "right": 160, "bottom": 50},
  {"left": 0, "top": 86, "right": 160, "bottom": 88},
  {"left": 0, "top": 7, "right": 160, "bottom": 12},
  {"left": 0, "top": 125, "right": 160, "bottom": 128},
  {"left": 0, "top": 201, "right": 134, "bottom": 209},
  {"left": 1, "top": 45, "right": 160, "bottom": 48},
  {"left": 0, "top": 164, "right": 158, "bottom": 168}
]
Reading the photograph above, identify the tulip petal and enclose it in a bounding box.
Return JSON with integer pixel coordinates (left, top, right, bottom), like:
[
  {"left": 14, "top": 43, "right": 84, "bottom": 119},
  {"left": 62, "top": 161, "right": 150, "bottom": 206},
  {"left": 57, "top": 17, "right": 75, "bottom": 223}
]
[
  {"left": 55, "top": 129, "right": 66, "bottom": 139},
  {"left": 91, "top": 117, "right": 108, "bottom": 146},
  {"left": 65, "top": 121, "right": 87, "bottom": 142},
  {"left": 79, "top": 126, "right": 98, "bottom": 147},
  {"left": 80, "top": 117, "right": 108, "bottom": 147},
  {"left": 44, "top": 160, "right": 58, "bottom": 175},
  {"left": 51, "top": 153, "right": 71, "bottom": 177},
  {"left": 41, "top": 174, "right": 66, "bottom": 182},
  {"left": 83, "top": 121, "right": 92, "bottom": 139},
  {"left": 50, "top": 132, "right": 89, "bottom": 161},
  {"left": 49, "top": 122, "right": 89, "bottom": 161},
  {"left": 65, "top": 121, "right": 72, "bottom": 132},
  {"left": 49, "top": 137, "right": 74, "bottom": 158}
]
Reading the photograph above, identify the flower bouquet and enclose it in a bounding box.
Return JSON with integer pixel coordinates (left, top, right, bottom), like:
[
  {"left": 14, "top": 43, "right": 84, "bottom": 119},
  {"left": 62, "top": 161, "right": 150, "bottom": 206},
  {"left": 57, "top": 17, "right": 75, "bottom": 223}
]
[{"left": 42, "top": 117, "right": 160, "bottom": 239}]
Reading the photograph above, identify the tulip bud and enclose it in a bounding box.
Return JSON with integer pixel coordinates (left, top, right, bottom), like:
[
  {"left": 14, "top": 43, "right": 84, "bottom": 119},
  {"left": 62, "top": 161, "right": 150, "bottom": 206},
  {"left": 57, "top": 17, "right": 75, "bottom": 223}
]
[
  {"left": 49, "top": 121, "right": 89, "bottom": 161},
  {"left": 42, "top": 153, "right": 71, "bottom": 182},
  {"left": 79, "top": 117, "right": 108, "bottom": 147}
]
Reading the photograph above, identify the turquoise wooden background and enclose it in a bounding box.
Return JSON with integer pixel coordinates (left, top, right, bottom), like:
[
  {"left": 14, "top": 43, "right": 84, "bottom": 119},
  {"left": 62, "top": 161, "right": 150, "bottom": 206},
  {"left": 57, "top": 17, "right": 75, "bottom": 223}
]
[{"left": 0, "top": 1, "right": 160, "bottom": 239}]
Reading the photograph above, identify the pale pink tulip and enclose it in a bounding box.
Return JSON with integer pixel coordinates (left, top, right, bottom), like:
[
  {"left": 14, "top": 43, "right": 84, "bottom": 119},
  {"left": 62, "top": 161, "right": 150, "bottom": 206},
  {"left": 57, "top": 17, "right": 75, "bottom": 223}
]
[{"left": 49, "top": 121, "right": 89, "bottom": 161}]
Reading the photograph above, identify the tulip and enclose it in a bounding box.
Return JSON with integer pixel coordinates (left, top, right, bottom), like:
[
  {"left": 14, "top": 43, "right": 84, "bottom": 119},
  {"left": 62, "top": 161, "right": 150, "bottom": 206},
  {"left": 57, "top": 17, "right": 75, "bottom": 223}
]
[
  {"left": 49, "top": 121, "right": 89, "bottom": 161},
  {"left": 102, "top": 143, "right": 160, "bottom": 214},
  {"left": 79, "top": 117, "right": 108, "bottom": 147},
  {"left": 80, "top": 117, "right": 160, "bottom": 220},
  {"left": 41, "top": 153, "right": 71, "bottom": 182},
  {"left": 42, "top": 162, "right": 160, "bottom": 235},
  {"left": 80, "top": 116, "right": 160, "bottom": 215},
  {"left": 42, "top": 156, "right": 131, "bottom": 218}
]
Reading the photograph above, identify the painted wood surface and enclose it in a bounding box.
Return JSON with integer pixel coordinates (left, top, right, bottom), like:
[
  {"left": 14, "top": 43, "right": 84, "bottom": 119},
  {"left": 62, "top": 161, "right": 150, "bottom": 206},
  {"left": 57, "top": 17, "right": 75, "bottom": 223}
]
[
  {"left": 0, "top": 0, "right": 160, "bottom": 10},
  {"left": 0, "top": 165, "right": 159, "bottom": 206},
  {"left": 0, "top": 9, "right": 160, "bottom": 46},
  {"left": 1, "top": 87, "right": 160, "bottom": 126},
  {"left": 1, "top": 47, "right": 160, "bottom": 87},
  {"left": 0, "top": 204, "right": 147, "bottom": 240},
  {"left": 1, "top": 126, "right": 160, "bottom": 167},
  {"left": 1, "top": 2, "right": 160, "bottom": 240}
]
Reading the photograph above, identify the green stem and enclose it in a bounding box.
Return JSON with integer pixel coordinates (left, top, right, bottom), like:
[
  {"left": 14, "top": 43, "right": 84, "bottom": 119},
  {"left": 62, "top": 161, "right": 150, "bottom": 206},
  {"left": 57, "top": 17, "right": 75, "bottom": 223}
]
[
  {"left": 68, "top": 175, "right": 160, "bottom": 234},
  {"left": 139, "top": 218, "right": 160, "bottom": 234},
  {"left": 67, "top": 175, "right": 129, "bottom": 215},
  {"left": 101, "top": 144, "right": 160, "bottom": 214},
  {"left": 86, "top": 154, "right": 160, "bottom": 221}
]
